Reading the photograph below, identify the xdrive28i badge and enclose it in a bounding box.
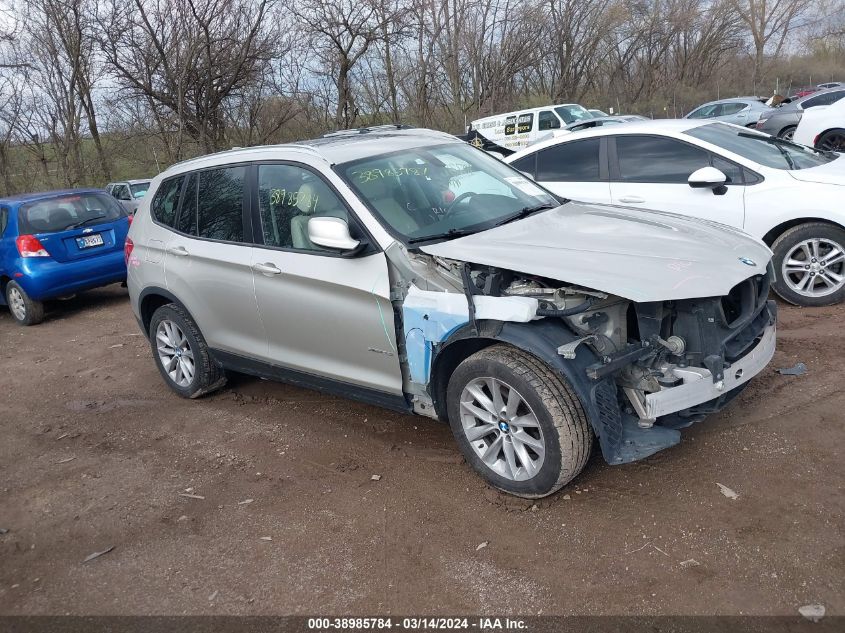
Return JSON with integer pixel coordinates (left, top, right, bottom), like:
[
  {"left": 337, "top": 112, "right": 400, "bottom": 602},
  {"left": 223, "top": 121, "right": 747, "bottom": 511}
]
[{"left": 739, "top": 257, "right": 756, "bottom": 266}]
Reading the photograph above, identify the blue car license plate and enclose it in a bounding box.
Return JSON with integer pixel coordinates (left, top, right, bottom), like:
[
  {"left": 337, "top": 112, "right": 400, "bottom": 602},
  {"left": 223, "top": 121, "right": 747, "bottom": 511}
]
[{"left": 76, "top": 234, "right": 104, "bottom": 249}]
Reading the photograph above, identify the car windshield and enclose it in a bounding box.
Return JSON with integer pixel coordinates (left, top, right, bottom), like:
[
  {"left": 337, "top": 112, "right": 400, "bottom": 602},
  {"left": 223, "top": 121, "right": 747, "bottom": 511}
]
[
  {"left": 130, "top": 182, "right": 150, "bottom": 198},
  {"left": 684, "top": 122, "right": 836, "bottom": 170},
  {"left": 337, "top": 143, "right": 559, "bottom": 244},
  {"left": 19, "top": 192, "right": 126, "bottom": 234},
  {"left": 554, "top": 104, "right": 594, "bottom": 124},
  {"left": 687, "top": 104, "right": 719, "bottom": 118}
]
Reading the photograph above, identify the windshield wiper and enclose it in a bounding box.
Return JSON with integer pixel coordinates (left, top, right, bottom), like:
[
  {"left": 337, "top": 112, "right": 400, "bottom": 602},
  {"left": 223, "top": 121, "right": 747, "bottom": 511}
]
[
  {"left": 406, "top": 203, "right": 558, "bottom": 244},
  {"left": 65, "top": 214, "right": 107, "bottom": 230},
  {"left": 494, "top": 203, "right": 556, "bottom": 227},
  {"left": 407, "top": 227, "right": 478, "bottom": 244},
  {"left": 737, "top": 132, "right": 797, "bottom": 169}
]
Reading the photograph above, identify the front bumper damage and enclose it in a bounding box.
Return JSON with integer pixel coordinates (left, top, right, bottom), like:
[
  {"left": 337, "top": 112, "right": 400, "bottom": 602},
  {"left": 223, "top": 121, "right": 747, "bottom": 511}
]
[
  {"left": 596, "top": 294, "right": 778, "bottom": 466},
  {"left": 639, "top": 320, "right": 776, "bottom": 419}
]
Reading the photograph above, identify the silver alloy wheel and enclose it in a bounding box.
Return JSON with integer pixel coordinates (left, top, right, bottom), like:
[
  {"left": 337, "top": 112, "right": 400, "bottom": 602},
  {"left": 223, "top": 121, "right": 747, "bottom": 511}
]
[
  {"left": 781, "top": 237, "right": 845, "bottom": 297},
  {"left": 8, "top": 287, "right": 26, "bottom": 321},
  {"left": 781, "top": 127, "right": 795, "bottom": 141},
  {"left": 459, "top": 377, "right": 545, "bottom": 481},
  {"left": 155, "top": 319, "right": 195, "bottom": 388}
]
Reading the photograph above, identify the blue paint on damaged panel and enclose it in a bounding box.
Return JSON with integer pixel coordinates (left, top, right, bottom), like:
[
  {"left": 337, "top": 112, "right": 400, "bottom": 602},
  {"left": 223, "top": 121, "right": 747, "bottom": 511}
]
[
  {"left": 401, "top": 286, "right": 539, "bottom": 386},
  {"left": 403, "top": 306, "right": 467, "bottom": 384}
]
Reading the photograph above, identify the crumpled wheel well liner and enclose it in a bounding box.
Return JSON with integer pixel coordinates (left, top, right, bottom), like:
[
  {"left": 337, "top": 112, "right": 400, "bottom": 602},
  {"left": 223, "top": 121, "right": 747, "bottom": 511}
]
[{"left": 429, "top": 318, "right": 629, "bottom": 464}]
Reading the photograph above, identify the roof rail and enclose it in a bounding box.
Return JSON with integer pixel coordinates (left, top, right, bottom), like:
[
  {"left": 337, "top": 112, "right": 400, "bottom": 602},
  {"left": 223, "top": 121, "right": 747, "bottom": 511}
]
[
  {"left": 166, "top": 142, "right": 327, "bottom": 171},
  {"left": 320, "top": 124, "right": 417, "bottom": 138}
]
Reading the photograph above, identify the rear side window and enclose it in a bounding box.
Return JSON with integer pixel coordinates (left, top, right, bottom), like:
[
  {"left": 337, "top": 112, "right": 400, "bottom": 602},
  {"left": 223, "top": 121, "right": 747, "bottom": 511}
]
[
  {"left": 19, "top": 193, "right": 125, "bottom": 234},
  {"left": 517, "top": 113, "right": 533, "bottom": 134},
  {"left": 0, "top": 207, "right": 7, "bottom": 235},
  {"left": 536, "top": 139, "right": 601, "bottom": 182},
  {"left": 504, "top": 116, "right": 516, "bottom": 136},
  {"left": 176, "top": 174, "right": 198, "bottom": 235},
  {"left": 196, "top": 166, "right": 245, "bottom": 242},
  {"left": 151, "top": 176, "right": 185, "bottom": 228},
  {"left": 616, "top": 136, "right": 710, "bottom": 183},
  {"left": 803, "top": 90, "right": 845, "bottom": 108}
]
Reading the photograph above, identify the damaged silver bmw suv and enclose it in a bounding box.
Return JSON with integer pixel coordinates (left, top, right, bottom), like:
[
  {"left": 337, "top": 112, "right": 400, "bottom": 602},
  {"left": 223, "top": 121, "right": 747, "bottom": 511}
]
[{"left": 127, "top": 127, "right": 777, "bottom": 498}]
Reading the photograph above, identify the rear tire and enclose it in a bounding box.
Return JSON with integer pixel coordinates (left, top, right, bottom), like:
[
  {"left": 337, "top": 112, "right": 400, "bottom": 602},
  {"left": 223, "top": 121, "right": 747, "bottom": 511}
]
[
  {"left": 5, "top": 281, "right": 44, "bottom": 326},
  {"left": 149, "top": 303, "right": 226, "bottom": 398},
  {"left": 778, "top": 125, "right": 796, "bottom": 141},
  {"left": 815, "top": 129, "right": 845, "bottom": 152},
  {"left": 771, "top": 222, "right": 845, "bottom": 306},
  {"left": 446, "top": 344, "right": 592, "bottom": 498}
]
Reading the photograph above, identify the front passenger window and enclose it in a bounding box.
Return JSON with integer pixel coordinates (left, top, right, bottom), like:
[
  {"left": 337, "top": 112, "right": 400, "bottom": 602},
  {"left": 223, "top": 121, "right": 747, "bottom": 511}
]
[
  {"left": 257, "top": 165, "right": 348, "bottom": 251},
  {"left": 616, "top": 136, "right": 710, "bottom": 183},
  {"left": 719, "top": 103, "right": 747, "bottom": 116},
  {"left": 538, "top": 111, "right": 560, "bottom": 131}
]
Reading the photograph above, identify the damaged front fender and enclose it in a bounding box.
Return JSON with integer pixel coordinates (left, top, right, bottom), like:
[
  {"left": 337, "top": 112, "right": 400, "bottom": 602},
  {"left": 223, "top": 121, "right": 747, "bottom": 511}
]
[{"left": 429, "top": 318, "right": 667, "bottom": 466}]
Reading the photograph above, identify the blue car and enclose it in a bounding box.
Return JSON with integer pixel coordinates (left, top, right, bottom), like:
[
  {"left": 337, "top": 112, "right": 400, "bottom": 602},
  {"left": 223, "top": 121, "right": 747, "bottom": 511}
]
[{"left": 0, "top": 189, "right": 130, "bottom": 325}]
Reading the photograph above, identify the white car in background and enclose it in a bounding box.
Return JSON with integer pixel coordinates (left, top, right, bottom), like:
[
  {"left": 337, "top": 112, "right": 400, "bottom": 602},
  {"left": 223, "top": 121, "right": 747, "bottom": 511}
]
[
  {"left": 470, "top": 103, "right": 595, "bottom": 150},
  {"left": 793, "top": 97, "right": 845, "bottom": 152},
  {"left": 505, "top": 120, "right": 845, "bottom": 306}
]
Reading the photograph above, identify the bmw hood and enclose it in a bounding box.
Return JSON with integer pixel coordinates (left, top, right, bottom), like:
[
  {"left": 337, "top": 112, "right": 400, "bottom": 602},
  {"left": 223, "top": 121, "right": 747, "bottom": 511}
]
[
  {"left": 420, "top": 203, "right": 772, "bottom": 302},
  {"left": 787, "top": 156, "right": 845, "bottom": 186}
]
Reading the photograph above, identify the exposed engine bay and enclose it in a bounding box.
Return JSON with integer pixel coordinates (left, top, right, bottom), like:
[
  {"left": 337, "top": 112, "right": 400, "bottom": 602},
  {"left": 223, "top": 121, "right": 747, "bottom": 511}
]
[{"left": 387, "top": 245, "right": 778, "bottom": 465}]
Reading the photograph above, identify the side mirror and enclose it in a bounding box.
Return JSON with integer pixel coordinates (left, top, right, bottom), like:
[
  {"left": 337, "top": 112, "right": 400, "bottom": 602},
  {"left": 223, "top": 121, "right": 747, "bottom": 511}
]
[
  {"left": 688, "top": 166, "right": 727, "bottom": 189},
  {"left": 308, "top": 217, "right": 361, "bottom": 252}
]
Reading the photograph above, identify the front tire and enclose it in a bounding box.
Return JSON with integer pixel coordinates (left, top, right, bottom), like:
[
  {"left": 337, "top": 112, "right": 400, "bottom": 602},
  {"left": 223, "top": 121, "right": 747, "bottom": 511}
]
[
  {"left": 446, "top": 344, "right": 592, "bottom": 498},
  {"left": 771, "top": 222, "right": 845, "bottom": 306},
  {"left": 5, "top": 281, "right": 44, "bottom": 326},
  {"left": 149, "top": 303, "right": 226, "bottom": 398}
]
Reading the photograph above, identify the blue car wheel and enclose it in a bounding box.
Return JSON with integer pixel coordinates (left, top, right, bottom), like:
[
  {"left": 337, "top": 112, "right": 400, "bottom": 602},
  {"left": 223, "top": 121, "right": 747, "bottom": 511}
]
[{"left": 5, "top": 280, "right": 45, "bottom": 326}]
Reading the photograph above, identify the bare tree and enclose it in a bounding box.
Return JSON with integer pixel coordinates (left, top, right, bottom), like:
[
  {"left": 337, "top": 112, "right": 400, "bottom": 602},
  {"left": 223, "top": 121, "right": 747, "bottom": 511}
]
[
  {"left": 0, "top": 0, "right": 841, "bottom": 188},
  {"left": 101, "top": 0, "right": 276, "bottom": 154},
  {"left": 732, "top": 0, "right": 809, "bottom": 88},
  {"left": 294, "top": 0, "right": 407, "bottom": 128}
]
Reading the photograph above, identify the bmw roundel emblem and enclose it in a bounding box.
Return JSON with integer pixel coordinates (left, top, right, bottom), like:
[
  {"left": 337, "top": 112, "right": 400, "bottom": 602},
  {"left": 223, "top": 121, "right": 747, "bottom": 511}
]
[{"left": 738, "top": 257, "right": 756, "bottom": 266}]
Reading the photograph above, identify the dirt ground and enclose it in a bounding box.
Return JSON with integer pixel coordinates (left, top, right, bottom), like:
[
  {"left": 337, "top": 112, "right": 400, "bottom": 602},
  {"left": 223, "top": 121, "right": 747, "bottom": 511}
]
[{"left": 0, "top": 284, "right": 842, "bottom": 616}]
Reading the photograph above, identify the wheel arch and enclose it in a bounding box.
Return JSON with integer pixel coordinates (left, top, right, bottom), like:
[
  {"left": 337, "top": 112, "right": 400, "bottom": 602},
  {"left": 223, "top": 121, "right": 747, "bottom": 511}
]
[
  {"left": 777, "top": 123, "right": 797, "bottom": 137},
  {"left": 762, "top": 217, "right": 845, "bottom": 247},
  {"left": 138, "top": 286, "right": 196, "bottom": 336},
  {"left": 428, "top": 318, "right": 625, "bottom": 463},
  {"left": 814, "top": 127, "right": 845, "bottom": 148}
]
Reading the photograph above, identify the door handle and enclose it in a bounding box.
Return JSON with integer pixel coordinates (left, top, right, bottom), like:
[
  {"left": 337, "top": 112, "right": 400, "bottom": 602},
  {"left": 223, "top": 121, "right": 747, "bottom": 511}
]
[
  {"left": 253, "top": 262, "right": 282, "bottom": 276},
  {"left": 618, "top": 196, "right": 645, "bottom": 204},
  {"left": 168, "top": 245, "right": 189, "bottom": 256}
]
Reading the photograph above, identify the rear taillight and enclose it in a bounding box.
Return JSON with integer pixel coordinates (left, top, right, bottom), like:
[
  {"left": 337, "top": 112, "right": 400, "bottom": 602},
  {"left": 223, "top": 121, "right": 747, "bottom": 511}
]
[
  {"left": 127, "top": 214, "right": 133, "bottom": 226},
  {"left": 124, "top": 236, "right": 134, "bottom": 265},
  {"left": 813, "top": 134, "right": 821, "bottom": 146},
  {"left": 16, "top": 234, "right": 50, "bottom": 257}
]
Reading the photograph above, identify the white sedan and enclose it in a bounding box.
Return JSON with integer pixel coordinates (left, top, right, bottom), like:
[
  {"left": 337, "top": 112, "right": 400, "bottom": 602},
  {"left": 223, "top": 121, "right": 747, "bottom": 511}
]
[
  {"left": 793, "top": 97, "right": 845, "bottom": 151},
  {"left": 504, "top": 119, "right": 845, "bottom": 306}
]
